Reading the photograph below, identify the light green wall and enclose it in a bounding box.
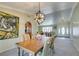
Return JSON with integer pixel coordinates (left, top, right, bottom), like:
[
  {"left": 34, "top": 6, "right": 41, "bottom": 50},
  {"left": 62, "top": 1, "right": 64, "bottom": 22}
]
[{"left": 70, "top": 3, "right": 79, "bottom": 52}]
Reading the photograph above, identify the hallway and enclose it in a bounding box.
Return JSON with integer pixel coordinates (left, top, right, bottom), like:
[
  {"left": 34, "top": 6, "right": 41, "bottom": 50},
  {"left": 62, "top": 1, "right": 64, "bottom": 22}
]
[{"left": 0, "top": 37, "right": 79, "bottom": 56}]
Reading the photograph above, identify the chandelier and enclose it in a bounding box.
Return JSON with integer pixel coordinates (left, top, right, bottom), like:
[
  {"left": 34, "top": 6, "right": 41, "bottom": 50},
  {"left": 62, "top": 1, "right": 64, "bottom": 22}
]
[{"left": 34, "top": 2, "right": 45, "bottom": 24}]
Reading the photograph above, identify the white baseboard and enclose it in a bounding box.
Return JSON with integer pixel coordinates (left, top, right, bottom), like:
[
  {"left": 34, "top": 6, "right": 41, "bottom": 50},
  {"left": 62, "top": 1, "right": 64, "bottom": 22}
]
[{"left": 0, "top": 46, "right": 16, "bottom": 53}]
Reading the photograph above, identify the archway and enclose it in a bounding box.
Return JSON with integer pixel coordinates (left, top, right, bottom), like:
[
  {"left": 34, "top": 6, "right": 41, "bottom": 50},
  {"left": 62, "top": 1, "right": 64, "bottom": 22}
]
[{"left": 25, "top": 21, "right": 32, "bottom": 39}]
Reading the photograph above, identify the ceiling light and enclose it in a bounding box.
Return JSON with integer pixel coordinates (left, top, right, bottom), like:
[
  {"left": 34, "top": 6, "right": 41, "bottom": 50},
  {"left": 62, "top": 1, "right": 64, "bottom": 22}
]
[{"left": 34, "top": 2, "right": 45, "bottom": 24}]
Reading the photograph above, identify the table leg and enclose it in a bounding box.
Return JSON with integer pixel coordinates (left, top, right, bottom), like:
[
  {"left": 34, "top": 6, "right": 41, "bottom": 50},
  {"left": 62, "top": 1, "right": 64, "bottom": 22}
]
[
  {"left": 22, "top": 50, "right": 24, "bottom": 56},
  {"left": 18, "top": 47, "right": 20, "bottom": 56},
  {"left": 34, "top": 47, "right": 43, "bottom": 56}
]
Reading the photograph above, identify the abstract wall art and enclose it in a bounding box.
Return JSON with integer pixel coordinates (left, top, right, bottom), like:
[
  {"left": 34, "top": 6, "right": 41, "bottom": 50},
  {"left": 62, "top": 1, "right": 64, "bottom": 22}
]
[{"left": 0, "top": 11, "right": 19, "bottom": 40}]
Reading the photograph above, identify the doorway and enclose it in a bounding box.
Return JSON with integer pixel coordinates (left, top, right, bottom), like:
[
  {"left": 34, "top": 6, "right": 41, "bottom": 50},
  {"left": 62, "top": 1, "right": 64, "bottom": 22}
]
[{"left": 25, "top": 21, "right": 32, "bottom": 39}]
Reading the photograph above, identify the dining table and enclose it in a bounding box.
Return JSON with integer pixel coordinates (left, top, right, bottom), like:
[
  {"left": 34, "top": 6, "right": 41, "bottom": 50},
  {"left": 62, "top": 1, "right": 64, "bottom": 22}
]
[{"left": 16, "top": 39, "right": 44, "bottom": 56}]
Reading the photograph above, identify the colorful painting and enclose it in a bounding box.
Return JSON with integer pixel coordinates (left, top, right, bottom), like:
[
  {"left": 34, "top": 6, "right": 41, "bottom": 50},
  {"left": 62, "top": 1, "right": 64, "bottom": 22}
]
[{"left": 0, "top": 11, "right": 19, "bottom": 40}]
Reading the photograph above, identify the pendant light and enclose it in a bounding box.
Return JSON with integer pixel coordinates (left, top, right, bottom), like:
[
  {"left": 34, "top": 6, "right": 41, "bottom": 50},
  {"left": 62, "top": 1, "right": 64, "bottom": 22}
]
[{"left": 34, "top": 2, "right": 45, "bottom": 24}]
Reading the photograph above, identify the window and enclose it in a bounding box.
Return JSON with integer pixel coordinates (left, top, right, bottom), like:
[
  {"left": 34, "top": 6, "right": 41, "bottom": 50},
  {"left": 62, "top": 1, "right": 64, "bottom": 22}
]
[
  {"left": 61, "top": 27, "right": 65, "bottom": 35},
  {"left": 73, "top": 26, "right": 79, "bottom": 36},
  {"left": 58, "top": 28, "right": 61, "bottom": 34},
  {"left": 58, "top": 26, "right": 69, "bottom": 36},
  {"left": 42, "top": 27, "right": 52, "bottom": 32},
  {"left": 66, "top": 27, "right": 69, "bottom": 34}
]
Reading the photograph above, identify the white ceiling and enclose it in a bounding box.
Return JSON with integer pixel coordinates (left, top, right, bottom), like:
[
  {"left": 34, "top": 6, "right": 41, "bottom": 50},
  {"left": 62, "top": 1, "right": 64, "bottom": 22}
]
[{"left": 0, "top": 2, "right": 76, "bottom": 15}]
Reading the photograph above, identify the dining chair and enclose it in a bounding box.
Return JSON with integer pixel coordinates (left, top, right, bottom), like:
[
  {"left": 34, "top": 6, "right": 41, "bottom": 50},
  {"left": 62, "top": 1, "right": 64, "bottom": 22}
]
[
  {"left": 37, "top": 37, "right": 55, "bottom": 56},
  {"left": 21, "top": 34, "right": 31, "bottom": 56},
  {"left": 35, "top": 34, "right": 42, "bottom": 40},
  {"left": 23, "top": 34, "right": 30, "bottom": 40}
]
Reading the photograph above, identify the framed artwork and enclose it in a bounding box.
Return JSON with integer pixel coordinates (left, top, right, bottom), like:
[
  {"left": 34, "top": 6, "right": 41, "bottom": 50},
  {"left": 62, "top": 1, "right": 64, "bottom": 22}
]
[{"left": 0, "top": 11, "right": 19, "bottom": 40}]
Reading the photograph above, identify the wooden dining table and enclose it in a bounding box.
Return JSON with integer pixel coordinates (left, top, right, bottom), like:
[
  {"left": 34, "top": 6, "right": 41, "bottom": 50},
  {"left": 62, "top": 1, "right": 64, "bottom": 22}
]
[{"left": 16, "top": 39, "right": 44, "bottom": 56}]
